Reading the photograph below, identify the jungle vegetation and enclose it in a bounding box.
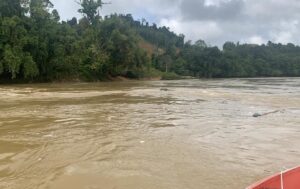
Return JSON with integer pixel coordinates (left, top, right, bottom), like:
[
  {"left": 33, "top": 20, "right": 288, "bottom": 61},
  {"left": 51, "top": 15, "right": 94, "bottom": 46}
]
[{"left": 0, "top": 0, "right": 299, "bottom": 82}]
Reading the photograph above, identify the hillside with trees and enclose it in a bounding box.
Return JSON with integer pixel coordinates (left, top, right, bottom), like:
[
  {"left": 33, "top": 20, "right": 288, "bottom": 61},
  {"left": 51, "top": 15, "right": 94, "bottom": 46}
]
[{"left": 0, "top": 0, "right": 300, "bottom": 82}]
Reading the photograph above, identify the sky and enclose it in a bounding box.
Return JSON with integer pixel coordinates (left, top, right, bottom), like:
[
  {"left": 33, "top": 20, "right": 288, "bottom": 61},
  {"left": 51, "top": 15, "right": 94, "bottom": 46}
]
[{"left": 51, "top": 0, "right": 300, "bottom": 47}]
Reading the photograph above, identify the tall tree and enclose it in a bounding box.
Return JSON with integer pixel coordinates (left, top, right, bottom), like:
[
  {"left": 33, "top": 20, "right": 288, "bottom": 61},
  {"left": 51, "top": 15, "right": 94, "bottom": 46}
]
[
  {"left": 30, "top": 0, "right": 53, "bottom": 21},
  {"left": 78, "top": 0, "right": 103, "bottom": 24},
  {"left": 0, "top": 0, "right": 27, "bottom": 17}
]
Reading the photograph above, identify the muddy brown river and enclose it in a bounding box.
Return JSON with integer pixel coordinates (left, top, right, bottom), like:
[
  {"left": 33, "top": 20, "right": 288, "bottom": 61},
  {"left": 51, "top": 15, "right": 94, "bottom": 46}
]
[{"left": 0, "top": 78, "right": 299, "bottom": 189}]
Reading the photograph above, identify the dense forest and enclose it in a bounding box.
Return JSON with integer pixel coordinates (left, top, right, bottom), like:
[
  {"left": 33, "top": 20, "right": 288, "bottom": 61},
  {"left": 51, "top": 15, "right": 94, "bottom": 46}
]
[{"left": 0, "top": 0, "right": 300, "bottom": 82}]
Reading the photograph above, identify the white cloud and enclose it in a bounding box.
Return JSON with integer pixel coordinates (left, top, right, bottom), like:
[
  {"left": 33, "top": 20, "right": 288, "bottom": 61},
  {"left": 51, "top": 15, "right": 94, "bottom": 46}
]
[
  {"left": 160, "top": 19, "right": 223, "bottom": 44},
  {"left": 204, "top": 0, "right": 234, "bottom": 6},
  {"left": 51, "top": 0, "right": 81, "bottom": 19},
  {"left": 50, "top": 0, "right": 300, "bottom": 46},
  {"left": 247, "top": 36, "right": 265, "bottom": 45}
]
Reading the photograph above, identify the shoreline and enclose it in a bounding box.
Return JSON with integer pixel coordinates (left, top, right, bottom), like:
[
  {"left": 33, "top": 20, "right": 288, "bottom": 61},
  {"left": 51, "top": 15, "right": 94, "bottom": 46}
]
[{"left": 1, "top": 76, "right": 300, "bottom": 85}]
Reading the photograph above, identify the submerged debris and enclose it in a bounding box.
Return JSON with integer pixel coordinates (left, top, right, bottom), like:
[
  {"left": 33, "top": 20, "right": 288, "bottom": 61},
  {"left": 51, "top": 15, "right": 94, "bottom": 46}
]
[
  {"left": 253, "top": 113, "right": 262, "bottom": 117},
  {"left": 160, "top": 88, "right": 169, "bottom": 91},
  {"left": 253, "top": 110, "right": 283, "bottom": 117}
]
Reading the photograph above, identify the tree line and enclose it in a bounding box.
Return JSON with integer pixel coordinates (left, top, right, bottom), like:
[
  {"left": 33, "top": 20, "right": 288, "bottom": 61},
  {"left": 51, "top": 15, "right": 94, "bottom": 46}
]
[{"left": 0, "top": 0, "right": 299, "bottom": 82}]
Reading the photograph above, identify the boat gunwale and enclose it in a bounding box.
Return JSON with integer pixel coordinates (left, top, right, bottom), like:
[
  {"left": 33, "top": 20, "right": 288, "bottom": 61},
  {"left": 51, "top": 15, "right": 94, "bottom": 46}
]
[{"left": 246, "top": 166, "right": 300, "bottom": 189}]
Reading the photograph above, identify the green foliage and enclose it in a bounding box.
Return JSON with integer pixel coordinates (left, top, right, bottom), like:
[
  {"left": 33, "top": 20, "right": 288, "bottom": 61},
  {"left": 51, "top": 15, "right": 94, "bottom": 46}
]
[
  {"left": 51, "top": 9, "right": 60, "bottom": 22},
  {"left": 23, "top": 53, "right": 39, "bottom": 78},
  {"left": 78, "top": 0, "right": 103, "bottom": 24},
  {"left": 0, "top": 0, "right": 26, "bottom": 17},
  {"left": 223, "top": 42, "right": 236, "bottom": 52},
  {"left": 161, "top": 72, "right": 181, "bottom": 80},
  {"left": 180, "top": 41, "right": 300, "bottom": 78},
  {"left": 0, "top": 61, "right": 3, "bottom": 74},
  {"left": 172, "top": 58, "right": 187, "bottom": 75},
  {"left": 194, "top": 40, "right": 207, "bottom": 48},
  {"left": 30, "top": 0, "right": 53, "bottom": 21},
  {"left": 3, "top": 45, "right": 22, "bottom": 79},
  {"left": 0, "top": 0, "right": 299, "bottom": 82}
]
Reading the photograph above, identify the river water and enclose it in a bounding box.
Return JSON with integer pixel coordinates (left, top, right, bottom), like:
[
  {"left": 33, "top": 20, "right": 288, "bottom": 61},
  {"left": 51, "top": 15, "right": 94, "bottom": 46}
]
[{"left": 0, "top": 78, "right": 299, "bottom": 189}]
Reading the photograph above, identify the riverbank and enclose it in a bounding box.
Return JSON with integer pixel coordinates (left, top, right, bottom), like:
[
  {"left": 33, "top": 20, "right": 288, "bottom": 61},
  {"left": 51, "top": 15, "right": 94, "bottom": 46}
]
[{"left": 0, "top": 71, "right": 192, "bottom": 84}]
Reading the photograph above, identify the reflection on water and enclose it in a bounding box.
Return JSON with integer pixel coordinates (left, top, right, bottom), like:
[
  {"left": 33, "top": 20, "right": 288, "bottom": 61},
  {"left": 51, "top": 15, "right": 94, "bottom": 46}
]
[{"left": 0, "top": 78, "right": 299, "bottom": 189}]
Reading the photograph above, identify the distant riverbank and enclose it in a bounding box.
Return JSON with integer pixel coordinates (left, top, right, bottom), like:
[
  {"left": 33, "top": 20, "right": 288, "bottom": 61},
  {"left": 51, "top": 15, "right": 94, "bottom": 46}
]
[{"left": 0, "top": 72, "right": 197, "bottom": 84}]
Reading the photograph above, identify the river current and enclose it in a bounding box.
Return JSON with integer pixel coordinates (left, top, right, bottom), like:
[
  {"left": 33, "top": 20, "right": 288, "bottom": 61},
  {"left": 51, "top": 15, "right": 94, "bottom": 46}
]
[{"left": 0, "top": 78, "right": 299, "bottom": 189}]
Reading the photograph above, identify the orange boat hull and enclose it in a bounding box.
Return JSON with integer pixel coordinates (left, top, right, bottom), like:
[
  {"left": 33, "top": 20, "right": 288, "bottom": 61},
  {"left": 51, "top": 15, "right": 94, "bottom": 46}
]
[{"left": 247, "top": 167, "right": 300, "bottom": 189}]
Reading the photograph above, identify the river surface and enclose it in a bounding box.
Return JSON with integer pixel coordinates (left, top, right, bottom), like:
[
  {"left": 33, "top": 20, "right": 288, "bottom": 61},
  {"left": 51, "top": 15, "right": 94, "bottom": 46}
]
[{"left": 0, "top": 78, "right": 299, "bottom": 189}]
